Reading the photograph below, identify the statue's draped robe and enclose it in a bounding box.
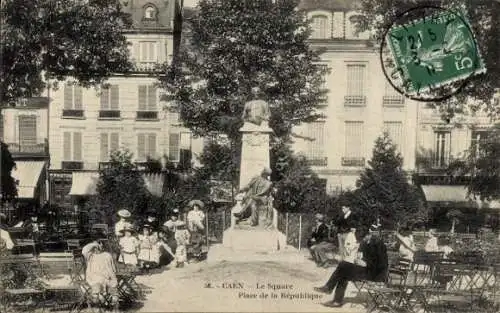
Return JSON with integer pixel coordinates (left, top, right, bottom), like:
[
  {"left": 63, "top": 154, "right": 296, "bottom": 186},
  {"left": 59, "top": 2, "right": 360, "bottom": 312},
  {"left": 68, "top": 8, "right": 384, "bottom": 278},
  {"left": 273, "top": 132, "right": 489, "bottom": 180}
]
[{"left": 239, "top": 175, "right": 272, "bottom": 226}]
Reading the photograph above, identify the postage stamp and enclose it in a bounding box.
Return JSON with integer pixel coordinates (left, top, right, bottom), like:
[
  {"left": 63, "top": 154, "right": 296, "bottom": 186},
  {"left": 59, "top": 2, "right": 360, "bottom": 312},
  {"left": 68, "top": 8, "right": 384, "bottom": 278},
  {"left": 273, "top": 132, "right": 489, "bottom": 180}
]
[{"left": 385, "top": 7, "right": 486, "bottom": 98}]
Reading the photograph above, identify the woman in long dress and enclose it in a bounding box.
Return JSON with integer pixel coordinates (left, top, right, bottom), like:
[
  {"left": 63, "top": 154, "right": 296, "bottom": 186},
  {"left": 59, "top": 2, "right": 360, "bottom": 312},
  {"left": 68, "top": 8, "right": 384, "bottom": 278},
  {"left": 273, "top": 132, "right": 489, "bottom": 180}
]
[
  {"left": 187, "top": 200, "right": 206, "bottom": 260},
  {"left": 137, "top": 224, "right": 160, "bottom": 269}
]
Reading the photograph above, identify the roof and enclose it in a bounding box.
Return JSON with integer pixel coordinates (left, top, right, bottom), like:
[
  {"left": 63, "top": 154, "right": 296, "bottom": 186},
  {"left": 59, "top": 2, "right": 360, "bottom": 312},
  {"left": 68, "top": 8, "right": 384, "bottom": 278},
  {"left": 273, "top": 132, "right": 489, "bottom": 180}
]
[
  {"left": 121, "top": 0, "right": 174, "bottom": 30},
  {"left": 297, "top": 0, "right": 361, "bottom": 11}
]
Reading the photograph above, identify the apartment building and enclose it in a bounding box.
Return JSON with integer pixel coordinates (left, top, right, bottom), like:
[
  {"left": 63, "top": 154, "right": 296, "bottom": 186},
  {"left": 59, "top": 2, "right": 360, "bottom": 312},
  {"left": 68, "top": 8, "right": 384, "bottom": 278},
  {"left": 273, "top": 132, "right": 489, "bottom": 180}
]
[
  {"left": 48, "top": 0, "right": 202, "bottom": 210},
  {"left": 1, "top": 97, "right": 50, "bottom": 215},
  {"left": 294, "top": 0, "right": 419, "bottom": 194}
]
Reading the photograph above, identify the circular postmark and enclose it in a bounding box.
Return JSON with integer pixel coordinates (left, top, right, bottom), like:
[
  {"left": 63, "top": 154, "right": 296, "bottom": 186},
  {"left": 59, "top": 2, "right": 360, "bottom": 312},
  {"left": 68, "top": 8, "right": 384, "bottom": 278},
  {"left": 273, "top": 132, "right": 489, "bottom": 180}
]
[{"left": 380, "top": 5, "right": 486, "bottom": 102}]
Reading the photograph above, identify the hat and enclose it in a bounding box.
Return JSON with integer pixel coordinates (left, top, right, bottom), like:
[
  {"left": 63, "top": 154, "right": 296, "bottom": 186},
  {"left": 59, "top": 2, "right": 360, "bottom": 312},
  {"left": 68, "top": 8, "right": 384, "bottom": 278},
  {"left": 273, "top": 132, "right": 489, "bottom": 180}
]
[
  {"left": 428, "top": 228, "right": 437, "bottom": 235},
  {"left": 147, "top": 216, "right": 157, "bottom": 222},
  {"left": 314, "top": 213, "right": 325, "bottom": 221},
  {"left": 120, "top": 226, "right": 135, "bottom": 234},
  {"left": 235, "top": 193, "right": 245, "bottom": 201},
  {"left": 117, "top": 209, "right": 131, "bottom": 218},
  {"left": 369, "top": 224, "right": 380, "bottom": 232},
  {"left": 188, "top": 200, "right": 204, "bottom": 209},
  {"left": 261, "top": 167, "right": 272, "bottom": 175},
  {"left": 142, "top": 223, "right": 152, "bottom": 229},
  {"left": 172, "top": 208, "right": 179, "bottom": 214}
]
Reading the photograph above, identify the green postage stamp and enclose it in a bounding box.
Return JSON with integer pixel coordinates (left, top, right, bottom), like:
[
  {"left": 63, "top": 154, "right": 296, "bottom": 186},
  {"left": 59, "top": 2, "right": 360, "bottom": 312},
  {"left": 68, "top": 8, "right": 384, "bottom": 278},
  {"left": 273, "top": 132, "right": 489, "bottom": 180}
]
[{"left": 387, "top": 8, "right": 486, "bottom": 95}]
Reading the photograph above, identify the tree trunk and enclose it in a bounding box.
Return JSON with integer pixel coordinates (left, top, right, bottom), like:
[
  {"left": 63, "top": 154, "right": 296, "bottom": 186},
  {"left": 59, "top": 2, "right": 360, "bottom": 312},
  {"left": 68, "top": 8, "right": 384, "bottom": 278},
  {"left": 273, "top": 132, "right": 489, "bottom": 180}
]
[{"left": 450, "top": 219, "right": 456, "bottom": 234}]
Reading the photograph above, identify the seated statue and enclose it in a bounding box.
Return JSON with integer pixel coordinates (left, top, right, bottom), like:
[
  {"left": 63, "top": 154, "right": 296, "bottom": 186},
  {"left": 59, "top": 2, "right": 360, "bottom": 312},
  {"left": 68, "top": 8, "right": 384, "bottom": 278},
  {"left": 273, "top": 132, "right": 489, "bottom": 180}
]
[{"left": 234, "top": 167, "right": 273, "bottom": 227}]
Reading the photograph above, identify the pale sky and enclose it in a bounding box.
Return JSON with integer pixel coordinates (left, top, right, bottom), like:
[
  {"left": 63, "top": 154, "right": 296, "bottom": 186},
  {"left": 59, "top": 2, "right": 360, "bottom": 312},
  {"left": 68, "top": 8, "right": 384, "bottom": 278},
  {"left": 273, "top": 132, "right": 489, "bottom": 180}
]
[{"left": 183, "top": 0, "right": 199, "bottom": 8}]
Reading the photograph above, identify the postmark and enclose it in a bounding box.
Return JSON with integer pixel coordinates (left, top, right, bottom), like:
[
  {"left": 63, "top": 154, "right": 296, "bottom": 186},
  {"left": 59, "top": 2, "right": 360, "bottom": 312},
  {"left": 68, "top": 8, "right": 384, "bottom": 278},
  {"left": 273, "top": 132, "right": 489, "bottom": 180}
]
[{"left": 380, "top": 5, "right": 487, "bottom": 102}]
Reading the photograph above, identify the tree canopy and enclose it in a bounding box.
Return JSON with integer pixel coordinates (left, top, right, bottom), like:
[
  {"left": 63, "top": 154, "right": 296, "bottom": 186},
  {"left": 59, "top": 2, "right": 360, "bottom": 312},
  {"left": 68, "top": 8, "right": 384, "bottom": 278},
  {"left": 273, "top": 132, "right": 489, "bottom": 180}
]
[
  {"left": 0, "top": 143, "right": 17, "bottom": 201},
  {"left": 1, "top": 0, "right": 132, "bottom": 104},
  {"left": 160, "top": 0, "right": 328, "bottom": 142},
  {"left": 358, "top": 0, "right": 500, "bottom": 119},
  {"left": 347, "top": 133, "right": 425, "bottom": 228}
]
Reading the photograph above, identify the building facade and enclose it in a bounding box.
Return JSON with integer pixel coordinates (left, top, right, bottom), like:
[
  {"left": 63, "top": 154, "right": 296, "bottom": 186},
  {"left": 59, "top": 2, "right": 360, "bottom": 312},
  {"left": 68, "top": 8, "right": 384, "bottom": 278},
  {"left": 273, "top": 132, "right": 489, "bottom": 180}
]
[
  {"left": 47, "top": 0, "right": 202, "bottom": 211},
  {"left": 294, "top": 0, "right": 419, "bottom": 194},
  {"left": 0, "top": 97, "right": 50, "bottom": 218}
]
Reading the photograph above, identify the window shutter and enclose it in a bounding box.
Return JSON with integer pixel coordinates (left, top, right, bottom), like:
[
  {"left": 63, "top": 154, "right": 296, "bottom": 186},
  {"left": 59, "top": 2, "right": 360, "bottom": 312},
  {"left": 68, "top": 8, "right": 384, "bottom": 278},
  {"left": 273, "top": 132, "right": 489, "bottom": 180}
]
[
  {"left": 148, "top": 86, "right": 157, "bottom": 110},
  {"left": 138, "top": 85, "right": 147, "bottom": 111},
  {"left": 74, "top": 86, "right": 83, "bottom": 109},
  {"left": 147, "top": 133, "right": 156, "bottom": 158},
  {"left": 140, "top": 42, "right": 148, "bottom": 61},
  {"left": 110, "top": 85, "right": 119, "bottom": 110},
  {"left": 18, "top": 116, "right": 37, "bottom": 146},
  {"left": 100, "top": 88, "right": 109, "bottom": 110},
  {"left": 137, "top": 134, "right": 146, "bottom": 160},
  {"left": 73, "top": 132, "right": 82, "bottom": 161},
  {"left": 63, "top": 132, "right": 72, "bottom": 160},
  {"left": 64, "top": 84, "right": 73, "bottom": 109},
  {"left": 169, "top": 133, "right": 180, "bottom": 161},
  {"left": 133, "top": 43, "right": 140, "bottom": 62},
  {"left": 100, "top": 133, "right": 109, "bottom": 161},
  {"left": 110, "top": 133, "right": 119, "bottom": 152}
]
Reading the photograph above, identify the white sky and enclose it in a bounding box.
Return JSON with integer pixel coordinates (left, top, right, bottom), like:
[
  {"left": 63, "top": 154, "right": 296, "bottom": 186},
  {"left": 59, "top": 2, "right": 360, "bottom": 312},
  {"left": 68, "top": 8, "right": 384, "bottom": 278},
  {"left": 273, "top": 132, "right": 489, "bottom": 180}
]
[{"left": 183, "top": 0, "right": 199, "bottom": 8}]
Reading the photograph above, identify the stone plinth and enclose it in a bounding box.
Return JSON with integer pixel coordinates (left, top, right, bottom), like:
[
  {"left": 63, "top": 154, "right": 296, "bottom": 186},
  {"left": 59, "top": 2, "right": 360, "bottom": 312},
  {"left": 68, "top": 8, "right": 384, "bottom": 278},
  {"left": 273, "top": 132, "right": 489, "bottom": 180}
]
[{"left": 239, "top": 123, "right": 273, "bottom": 189}]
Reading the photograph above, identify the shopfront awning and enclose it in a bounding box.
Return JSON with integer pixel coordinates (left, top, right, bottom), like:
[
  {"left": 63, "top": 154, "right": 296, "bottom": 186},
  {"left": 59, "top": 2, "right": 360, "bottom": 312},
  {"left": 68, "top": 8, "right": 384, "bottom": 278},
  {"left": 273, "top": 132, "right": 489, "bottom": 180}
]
[
  {"left": 421, "top": 185, "right": 500, "bottom": 209},
  {"left": 69, "top": 172, "right": 99, "bottom": 196},
  {"left": 11, "top": 161, "right": 46, "bottom": 199},
  {"left": 143, "top": 173, "right": 164, "bottom": 197}
]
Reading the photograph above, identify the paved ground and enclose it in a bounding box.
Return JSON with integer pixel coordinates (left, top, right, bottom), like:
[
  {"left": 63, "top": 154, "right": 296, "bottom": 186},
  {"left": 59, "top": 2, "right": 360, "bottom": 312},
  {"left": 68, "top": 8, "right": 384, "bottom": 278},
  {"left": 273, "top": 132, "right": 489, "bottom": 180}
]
[{"left": 134, "top": 248, "right": 366, "bottom": 312}]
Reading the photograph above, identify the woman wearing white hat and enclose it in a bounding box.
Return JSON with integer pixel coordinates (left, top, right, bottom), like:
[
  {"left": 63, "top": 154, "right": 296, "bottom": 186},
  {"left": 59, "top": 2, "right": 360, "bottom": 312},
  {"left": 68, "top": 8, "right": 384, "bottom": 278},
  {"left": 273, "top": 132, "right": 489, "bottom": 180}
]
[
  {"left": 187, "top": 200, "right": 206, "bottom": 261},
  {"left": 115, "top": 209, "right": 133, "bottom": 237}
]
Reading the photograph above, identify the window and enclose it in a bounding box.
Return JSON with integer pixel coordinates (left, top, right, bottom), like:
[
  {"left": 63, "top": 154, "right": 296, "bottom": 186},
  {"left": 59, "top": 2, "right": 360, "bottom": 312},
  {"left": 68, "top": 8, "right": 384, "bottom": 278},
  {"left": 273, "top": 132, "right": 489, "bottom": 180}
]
[
  {"left": 471, "top": 130, "right": 490, "bottom": 157},
  {"left": 138, "top": 85, "right": 157, "bottom": 111},
  {"left": 316, "top": 64, "right": 328, "bottom": 102},
  {"left": 137, "top": 133, "right": 156, "bottom": 160},
  {"left": 18, "top": 115, "right": 37, "bottom": 147},
  {"left": 63, "top": 83, "right": 83, "bottom": 117},
  {"left": 311, "top": 15, "right": 329, "bottom": 39},
  {"left": 433, "top": 131, "right": 451, "bottom": 168},
  {"left": 169, "top": 133, "right": 180, "bottom": 161},
  {"left": 100, "top": 133, "right": 120, "bottom": 161},
  {"left": 304, "top": 121, "right": 327, "bottom": 166},
  {"left": 139, "top": 41, "right": 158, "bottom": 62},
  {"left": 144, "top": 5, "right": 157, "bottom": 19},
  {"left": 383, "top": 121, "right": 403, "bottom": 151},
  {"left": 345, "top": 64, "right": 366, "bottom": 105},
  {"left": 168, "top": 110, "right": 180, "bottom": 126},
  {"left": 179, "top": 132, "right": 192, "bottom": 168},
  {"left": 99, "top": 85, "right": 120, "bottom": 118},
  {"left": 63, "top": 132, "right": 83, "bottom": 161},
  {"left": 343, "top": 121, "right": 364, "bottom": 166},
  {"left": 383, "top": 81, "right": 405, "bottom": 106}
]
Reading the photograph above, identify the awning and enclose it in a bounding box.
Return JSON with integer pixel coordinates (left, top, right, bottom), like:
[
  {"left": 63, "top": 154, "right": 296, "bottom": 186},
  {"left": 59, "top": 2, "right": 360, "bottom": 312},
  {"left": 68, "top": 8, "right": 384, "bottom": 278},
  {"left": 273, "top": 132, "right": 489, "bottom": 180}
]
[
  {"left": 421, "top": 185, "right": 500, "bottom": 209},
  {"left": 11, "top": 161, "right": 46, "bottom": 198},
  {"left": 69, "top": 172, "right": 99, "bottom": 196},
  {"left": 143, "top": 173, "right": 163, "bottom": 197}
]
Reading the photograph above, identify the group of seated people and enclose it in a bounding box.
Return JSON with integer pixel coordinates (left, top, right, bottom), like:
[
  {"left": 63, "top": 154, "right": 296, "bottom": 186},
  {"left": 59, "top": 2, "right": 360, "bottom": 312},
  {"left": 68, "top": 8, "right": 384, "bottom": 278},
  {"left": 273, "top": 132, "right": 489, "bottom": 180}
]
[{"left": 113, "top": 200, "right": 207, "bottom": 270}]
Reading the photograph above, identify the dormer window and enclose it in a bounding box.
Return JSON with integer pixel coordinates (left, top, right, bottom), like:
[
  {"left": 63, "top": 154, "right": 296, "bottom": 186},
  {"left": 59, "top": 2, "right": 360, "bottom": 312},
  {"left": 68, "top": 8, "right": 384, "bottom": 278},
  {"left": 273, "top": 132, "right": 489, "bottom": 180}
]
[{"left": 144, "top": 5, "right": 157, "bottom": 20}]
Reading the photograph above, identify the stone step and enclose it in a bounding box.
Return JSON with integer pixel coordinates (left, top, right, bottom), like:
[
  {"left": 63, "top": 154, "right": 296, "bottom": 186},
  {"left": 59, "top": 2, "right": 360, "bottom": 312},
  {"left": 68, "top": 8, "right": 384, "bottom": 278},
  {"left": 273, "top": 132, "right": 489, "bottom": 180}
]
[
  {"left": 207, "top": 244, "right": 302, "bottom": 263},
  {"left": 222, "top": 228, "right": 287, "bottom": 252}
]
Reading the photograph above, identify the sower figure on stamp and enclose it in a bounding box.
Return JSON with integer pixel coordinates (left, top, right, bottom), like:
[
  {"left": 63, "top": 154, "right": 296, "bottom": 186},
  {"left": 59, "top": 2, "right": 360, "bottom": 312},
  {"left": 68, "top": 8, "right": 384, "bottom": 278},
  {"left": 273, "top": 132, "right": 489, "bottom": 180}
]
[{"left": 234, "top": 167, "right": 273, "bottom": 227}]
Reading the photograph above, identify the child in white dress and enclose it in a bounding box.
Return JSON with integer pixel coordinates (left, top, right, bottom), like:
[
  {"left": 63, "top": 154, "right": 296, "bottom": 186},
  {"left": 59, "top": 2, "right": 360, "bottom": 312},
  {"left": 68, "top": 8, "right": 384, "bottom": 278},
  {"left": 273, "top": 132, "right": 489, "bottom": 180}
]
[
  {"left": 138, "top": 224, "right": 160, "bottom": 269},
  {"left": 174, "top": 221, "right": 190, "bottom": 268},
  {"left": 119, "top": 227, "right": 139, "bottom": 266}
]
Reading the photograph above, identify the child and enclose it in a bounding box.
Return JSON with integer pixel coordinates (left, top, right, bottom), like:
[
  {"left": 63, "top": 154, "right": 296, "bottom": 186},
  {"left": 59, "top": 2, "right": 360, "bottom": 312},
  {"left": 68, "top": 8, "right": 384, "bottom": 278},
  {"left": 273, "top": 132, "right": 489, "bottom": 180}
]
[
  {"left": 174, "top": 221, "right": 190, "bottom": 268},
  {"left": 137, "top": 224, "right": 160, "bottom": 270},
  {"left": 118, "top": 227, "right": 139, "bottom": 266}
]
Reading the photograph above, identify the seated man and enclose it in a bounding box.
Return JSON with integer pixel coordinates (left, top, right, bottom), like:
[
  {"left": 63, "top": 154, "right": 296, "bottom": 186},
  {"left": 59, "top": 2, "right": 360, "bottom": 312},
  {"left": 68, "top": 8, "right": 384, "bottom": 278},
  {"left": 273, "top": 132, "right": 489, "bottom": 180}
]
[
  {"left": 82, "top": 240, "right": 119, "bottom": 309},
  {"left": 314, "top": 225, "right": 388, "bottom": 308},
  {"left": 307, "top": 213, "right": 334, "bottom": 267}
]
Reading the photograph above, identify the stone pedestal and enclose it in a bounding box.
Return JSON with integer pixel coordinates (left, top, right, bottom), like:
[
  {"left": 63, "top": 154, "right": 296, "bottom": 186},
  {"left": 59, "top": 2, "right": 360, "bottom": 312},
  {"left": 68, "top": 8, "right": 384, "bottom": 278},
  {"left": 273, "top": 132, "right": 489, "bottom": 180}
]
[{"left": 239, "top": 123, "right": 273, "bottom": 189}]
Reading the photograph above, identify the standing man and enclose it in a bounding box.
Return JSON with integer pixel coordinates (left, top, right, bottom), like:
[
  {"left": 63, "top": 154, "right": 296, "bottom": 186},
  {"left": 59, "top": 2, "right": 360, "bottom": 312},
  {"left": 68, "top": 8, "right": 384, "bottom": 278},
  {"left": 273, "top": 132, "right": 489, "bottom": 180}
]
[{"left": 336, "top": 206, "right": 354, "bottom": 258}]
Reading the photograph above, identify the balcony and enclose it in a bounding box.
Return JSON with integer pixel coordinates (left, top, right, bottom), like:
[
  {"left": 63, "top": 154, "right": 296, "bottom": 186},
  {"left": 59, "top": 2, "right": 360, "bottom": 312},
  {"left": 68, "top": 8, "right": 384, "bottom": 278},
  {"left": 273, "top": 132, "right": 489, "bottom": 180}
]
[
  {"left": 6, "top": 143, "right": 48, "bottom": 156},
  {"left": 307, "top": 157, "right": 328, "bottom": 167},
  {"left": 136, "top": 111, "right": 159, "bottom": 120},
  {"left": 341, "top": 157, "right": 365, "bottom": 167},
  {"left": 61, "top": 161, "right": 84, "bottom": 170},
  {"left": 98, "top": 110, "right": 121, "bottom": 119},
  {"left": 62, "top": 109, "right": 84, "bottom": 118},
  {"left": 132, "top": 62, "right": 162, "bottom": 73},
  {"left": 383, "top": 95, "right": 405, "bottom": 107},
  {"left": 344, "top": 95, "right": 366, "bottom": 106}
]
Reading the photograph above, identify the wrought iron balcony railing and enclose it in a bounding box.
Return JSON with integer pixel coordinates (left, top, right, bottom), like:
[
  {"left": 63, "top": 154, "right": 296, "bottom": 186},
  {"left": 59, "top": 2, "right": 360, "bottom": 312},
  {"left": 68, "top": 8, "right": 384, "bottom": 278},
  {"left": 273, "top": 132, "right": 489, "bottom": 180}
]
[
  {"left": 6, "top": 143, "right": 48, "bottom": 155},
  {"left": 62, "top": 109, "right": 84, "bottom": 118},
  {"left": 383, "top": 95, "right": 405, "bottom": 106},
  {"left": 306, "top": 157, "right": 328, "bottom": 167},
  {"left": 61, "top": 161, "right": 84, "bottom": 170},
  {"left": 98, "top": 110, "right": 121, "bottom": 119},
  {"left": 344, "top": 95, "right": 367, "bottom": 106},
  {"left": 136, "top": 111, "right": 159, "bottom": 120},
  {"left": 341, "top": 157, "right": 366, "bottom": 167}
]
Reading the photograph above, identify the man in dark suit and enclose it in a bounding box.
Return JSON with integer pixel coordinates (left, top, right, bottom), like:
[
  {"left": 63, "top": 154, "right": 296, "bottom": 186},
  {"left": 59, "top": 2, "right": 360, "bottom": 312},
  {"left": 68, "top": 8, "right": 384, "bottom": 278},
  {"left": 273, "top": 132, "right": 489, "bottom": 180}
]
[
  {"left": 336, "top": 205, "right": 354, "bottom": 258},
  {"left": 307, "top": 213, "right": 333, "bottom": 267},
  {"left": 314, "top": 225, "right": 388, "bottom": 308}
]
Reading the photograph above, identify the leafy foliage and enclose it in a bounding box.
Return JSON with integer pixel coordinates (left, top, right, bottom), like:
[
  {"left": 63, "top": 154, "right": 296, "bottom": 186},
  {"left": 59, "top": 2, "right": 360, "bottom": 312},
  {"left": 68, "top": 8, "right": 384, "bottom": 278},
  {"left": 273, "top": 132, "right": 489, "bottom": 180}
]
[
  {"left": 346, "top": 133, "right": 426, "bottom": 229},
  {"left": 159, "top": 0, "right": 329, "bottom": 142},
  {"left": 357, "top": 0, "right": 500, "bottom": 119},
  {"left": 1, "top": 143, "right": 17, "bottom": 201},
  {"left": 96, "top": 149, "right": 148, "bottom": 223},
  {"left": 197, "top": 140, "right": 239, "bottom": 183},
  {"left": 448, "top": 124, "right": 500, "bottom": 201},
  {"left": 1, "top": 0, "right": 132, "bottom": 104}
]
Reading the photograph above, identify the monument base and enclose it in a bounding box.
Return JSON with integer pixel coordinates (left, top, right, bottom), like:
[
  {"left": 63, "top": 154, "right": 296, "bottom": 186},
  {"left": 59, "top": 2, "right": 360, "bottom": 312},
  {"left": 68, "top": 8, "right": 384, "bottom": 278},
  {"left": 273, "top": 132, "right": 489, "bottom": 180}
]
[{"left": 221, "top": 226, "right": 288, "bottom": 252}]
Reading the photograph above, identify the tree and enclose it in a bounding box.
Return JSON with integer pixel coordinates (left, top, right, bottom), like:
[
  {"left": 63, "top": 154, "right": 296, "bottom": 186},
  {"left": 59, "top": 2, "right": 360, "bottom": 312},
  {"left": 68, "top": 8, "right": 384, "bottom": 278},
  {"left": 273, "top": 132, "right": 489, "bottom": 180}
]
[
  {"left": 353, "top": 133, "right": 425, "bottom": 229},
  {"left": 357, "top": 0, "right": 500, "bottom": 118},
  {"left": 160, "top": 0, "right": 328, "bottom": 143},
  {"left": 96, "top": 149, "right": 149, "bottom": 223},
  {"left": 1, "top": 143, "right": 17, "bottom": 201},
  {"left": 1, "top": 0, "right": 132, "bottom": 104},
  {"left": 448, "top": 124, "right": 500, "bottom": 201}
]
